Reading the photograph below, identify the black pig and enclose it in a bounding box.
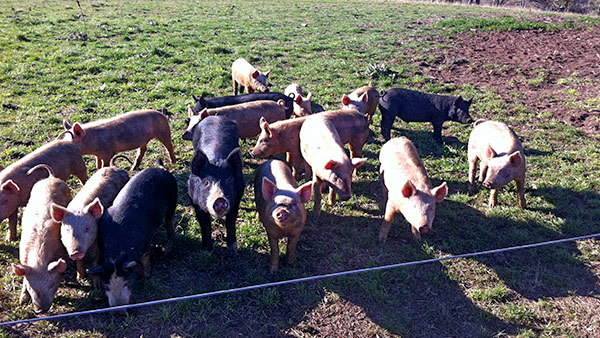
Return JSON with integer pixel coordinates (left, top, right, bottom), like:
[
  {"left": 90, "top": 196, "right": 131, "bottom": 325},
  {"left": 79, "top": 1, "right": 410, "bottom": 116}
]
[
  {"left": 192, "top": 92, "right": 294, "bottom": 119},
  {"left": 88, "top": 167, "right": 177, "bottom": 307},
  {"left": 188, "top": 116, "right": 244, "bottom": 251},
  {"left": 378, "top": 88, "right": 474, "bottom": 143}
]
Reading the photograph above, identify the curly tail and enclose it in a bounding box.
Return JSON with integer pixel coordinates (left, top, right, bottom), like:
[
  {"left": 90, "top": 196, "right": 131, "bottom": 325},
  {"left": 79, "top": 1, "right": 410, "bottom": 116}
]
[{"left": 27, "top": 164, "right": 55, "bottom": 178}]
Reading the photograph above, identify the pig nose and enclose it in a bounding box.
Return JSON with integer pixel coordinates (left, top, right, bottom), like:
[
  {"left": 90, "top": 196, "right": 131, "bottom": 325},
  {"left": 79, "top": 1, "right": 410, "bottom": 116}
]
[
  {"left": 213, "top": 198, "right": 229, "bottom": 215},
  {"left": 276, "top": 209, "right": 289, "bottom": 222},
  {"left": 34, "top": 305, "right": 48, "bottom": 314},
  {"left": 482, "top": 181, "right": 491, "bottom": 188},
  {"left": 419, "top": 225, "right": 430, "bottom": 234},
  {"left": 70, "top": 251, "right": 85, "bottom": 261}
]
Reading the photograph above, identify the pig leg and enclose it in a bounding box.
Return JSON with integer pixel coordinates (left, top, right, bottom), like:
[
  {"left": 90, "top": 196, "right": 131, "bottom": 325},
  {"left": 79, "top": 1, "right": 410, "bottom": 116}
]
[
  {"left": 468, "top": 156, "right": 479, "bottom": 195},
  {"left": 141, "top": 252, "right": 151, "bottom": 277},
  {"left": 247, "top": 87, "right": 254, "bottom": 94},
  {"left": 132, "top": 145, "right": 147, "bottom": 170},
  {"left": 348, "top": 140, "right": 365, "bottom": 177},
  {"left": 379, "top": 202, "right": 395, "bottom": 244},
  {"left": 76, "top": 260, "right": 86, "bottom": 281},
  {"left": 432, "top": 121, "right": 443, "bottom": 143},
  {"left": 285, "top": 234, "right": 300, "bottom": 266},
  {"left": 7, "top": 211, "right": 18, "bottom": 241},
  {"left": 225, "top": 195, "right": 242, "bottom": 252},
  {"left": 193, "top": 205, "right": 213, "bottom": 250},
  {"left": 328, "top": 187, "right": 337, "bottom": 205},
  {"left": 288, "top": 151, "right": 303, "bottom": 181},
  {"left": 95, "top": 156, "right": 103, "bottom": 169},
  {"left": 157, "top": 134, "right": 177, "bottom": 165},
  {"left": 268, "top": 235, "right": 280, "bottom": 273},
  {"left": 380, "top": 110, "right": 394, "bottom": 141},
  {"left": 478, "top": 160, "right": 488, "bottom": 183},
  {"left": 233, "top": 78, "right": 239, "bottom": 95},
  {"left": 19, "top": 285, "right": 31, "bottom": 305},
  {"left": 410, "top": 226, "right": 422, "bottom": 243},
  {"left": 516, "top": 178, "right": 527, "bottom": 209},
  {"left": 312, "top": 178, "right": 323, "bottom": 217},
  {"left": 72, "top": 158, "right": 89, "bottom": 184},
  {"left": 488, "top": 189, "right": 498, "bottom": 208}
]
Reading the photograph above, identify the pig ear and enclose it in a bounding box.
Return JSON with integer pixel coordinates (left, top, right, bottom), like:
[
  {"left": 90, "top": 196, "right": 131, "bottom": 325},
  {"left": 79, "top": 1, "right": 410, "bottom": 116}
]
[
  {"left": 264, "top": 70, "right": 270, "bottom": 78},
  {"left": 509, "top": 151, "right": 522, "bottom": 168},
  {"left": 324, "top": 160, "right": 339, "bottom": 170},
  {"left": 63, "top": 120, "right": 72, "bottom": 130},
  {"left": 431, "top": 182, "right": 448, "bottom": 203},
  {"left": 359, "top": 92, "right": 368, "bottom": 103},
  {"left": 342, "top": 94, "right": 351, "bottom": 106},
  {"left": 259, "top": 117, "right": 273, "bottom": 138},
  {"left": 48, "top": 258, "right": 67, "bottom": 273},
  {"left": 351, "top": 157, "right": 367, "bottom": 169},
  {"left": 296, "top": 181, "right": 313, "bottom": 204},
  {"left": 12, "top": 263, "right": 32, "bottom": 276},
  {"left": 192, "top": 94, "right": 199, "bottom": 102},
  {"left": 84, "top": 197, "right": 104, "bottom": 220},
  {"left": 454, "top": 96, "right": 463, "bottom": 105},
  {"left": 401, "top": 180, "right": 417, "bottom": 198},
  {"left": 485, "top": 145, "right": 497, "bottom": 160},
  {"left": 72, "top": 123, "right": 85, "bottom": 140},
  {"left": 306, "top": 92, "right": 313, "bottom": 101},
  {"left": 252, "top": 70, "right": 260, "bottom": 79},
  {"left": 295, "top": 95, "right": 303, "bottom": 104},
  {"left": 1, "top": 179, "right": 20, "bottom": 193},
  {"left": 227, "top": 148, "right": 243, "bottom": 171},
  {"left": 199, "top": 108, "right": 209, "bottom": 119},
  {"left": 188, "top": 105, "right": 196, "bottom": 118},
  {"left": 467, "top": 97, "right": 473, "bottom": 104},
  {"left": 191, "top": 150, "right": 209, "bottom": 174},
  {"left": 50, "top": 203, "right": 69, "bottom": 223},
  {"left": 261, "top": 177, "right": 278, "bottom": 200}
]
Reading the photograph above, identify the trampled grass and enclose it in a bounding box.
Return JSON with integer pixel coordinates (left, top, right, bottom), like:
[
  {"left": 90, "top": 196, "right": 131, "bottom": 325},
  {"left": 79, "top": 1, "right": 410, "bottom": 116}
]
[{"left": 1, "top": 0, "right": 600, "bottom": 337}]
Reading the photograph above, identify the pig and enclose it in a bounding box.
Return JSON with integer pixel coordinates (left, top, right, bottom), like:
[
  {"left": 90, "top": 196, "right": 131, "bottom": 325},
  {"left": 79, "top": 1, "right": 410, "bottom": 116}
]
[
  {"left": 12, "top": 164, "right": 72, "bottom": 313},
  {"left": 379, "top": 137, "right": 448, "bottom": 243},
  {"left": 183, "top": 100, "right": 287, "bottom": 140},
  {"left": 59, "top": 109, "right": 177, "bottom": 170},
  {"left": 254, "top": 159, "right": 313, "bottom": 273},
  {"left": 188, "top": 116, "right": 244, "bottom": 251},
  {"left": 378, "top": 88, "right": 474, "bottom": 143},
  {"left": 342, "top": 83, "right": 379, "bottom": 124},
  {"left": 51, "top": 155, "right": 130, "bottom": 280},
  {"left": 232, "top": 57, "right": 270, "bottom": 95},
  {"left": 467, "top": 119, "right": 526, "bottom": 209},
  {"left": 0, "top": 140, "right": 88, "bottom": 241},
  {"left": 284, "top": 83, "right": 313, "bottom": 117},
  {"left": 299, "top": 114, "right": 366, "bottom": 217},
  {"left": 191, "top": 92, "right": 294, "bottom": 118},
  {"left": 251, "top": 109, "right": 369, "bottom": 181},
  {"left": 87, "top": 166, "right": 177, "bottom": 307}
]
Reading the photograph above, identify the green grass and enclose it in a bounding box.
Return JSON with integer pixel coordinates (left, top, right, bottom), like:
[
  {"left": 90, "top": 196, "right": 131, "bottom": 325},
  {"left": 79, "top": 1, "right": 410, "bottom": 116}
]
[{"left": 1, "top": 0, "right": 600, "bottom": 337}]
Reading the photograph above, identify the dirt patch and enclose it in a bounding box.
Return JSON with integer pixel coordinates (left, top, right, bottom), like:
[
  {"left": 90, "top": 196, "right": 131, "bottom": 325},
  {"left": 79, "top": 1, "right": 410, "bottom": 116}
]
[{"left": 417, "top": 26, "right": 600, "bottom": 137}]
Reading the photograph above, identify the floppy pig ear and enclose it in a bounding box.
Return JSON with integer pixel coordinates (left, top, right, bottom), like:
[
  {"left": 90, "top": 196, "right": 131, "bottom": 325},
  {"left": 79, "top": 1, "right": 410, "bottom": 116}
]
[
  {"left": 227, "top": 147, "right": 243, "bottom": 171},
  {"left": 432, "top": 182, "right": 448, "bottom": 203},
  {"left": 324, "top": 160, "right": 339, "bottom": 170},
  {"left": 84, "top": 197, "right": 104, "bottom": 220},
  {"left": 48, "top": 258, "right": 67, "bottom": 273},
  {"left": 12, "top": 263, "right": 32, "bottom": 276},
  {"left": 50, "top": 203, "right": 69, "bottom": 222},
  {"left": 191, "top": 150, "right": 209, "bottom": 175},
  {"left": 262, "top": 177, "right": 278, "bottom": 200},
  {"left": 485, "top": 145, "right": 497, "bottom": 160},
  {"left": 1, "top": 179, "right": 20, "bottom": 193},
  {"left": 296, "top": 181, "right": 313, "bottom": 204},
  {"left": 351, "top": 157, "right": 367, "bottom": 169},
  {"left": 401, "top": 180, "right": 417, "bottom": 198},
  {"left": 509, "top": 151, "right": 522, "bottom": 167},
  {"left": 342, "top": 94, "right": 350, "bottom": 106}
]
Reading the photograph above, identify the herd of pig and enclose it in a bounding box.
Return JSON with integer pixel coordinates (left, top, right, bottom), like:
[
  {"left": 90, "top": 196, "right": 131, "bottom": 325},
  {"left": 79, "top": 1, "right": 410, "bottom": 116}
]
[{"left": 2, "top": 57, "right": 527, "bottom": 314}]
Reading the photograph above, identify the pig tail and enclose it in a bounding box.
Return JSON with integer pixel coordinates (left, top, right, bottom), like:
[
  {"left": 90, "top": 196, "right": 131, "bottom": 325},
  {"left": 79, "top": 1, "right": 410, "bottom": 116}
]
[{"left": 55, "top": 130, "right": 74, "bottom": 140}]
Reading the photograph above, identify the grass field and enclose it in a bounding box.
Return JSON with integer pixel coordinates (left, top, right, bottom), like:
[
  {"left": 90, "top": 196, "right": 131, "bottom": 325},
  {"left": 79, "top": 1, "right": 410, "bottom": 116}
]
[{"left": 1, "top": 0, "right": 600, "bottom": 337}]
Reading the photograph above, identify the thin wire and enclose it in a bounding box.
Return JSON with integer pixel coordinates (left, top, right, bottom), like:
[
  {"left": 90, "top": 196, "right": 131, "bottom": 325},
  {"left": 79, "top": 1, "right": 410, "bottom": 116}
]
[{"left": 2, "top": 232, "right": 598, "bottom": 327}]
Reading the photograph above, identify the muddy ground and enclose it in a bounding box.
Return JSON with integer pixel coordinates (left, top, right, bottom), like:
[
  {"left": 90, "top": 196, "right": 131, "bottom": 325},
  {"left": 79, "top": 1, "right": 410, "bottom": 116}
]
[{"left": 416, "top": 25, "right": 600, "bottom": 137}]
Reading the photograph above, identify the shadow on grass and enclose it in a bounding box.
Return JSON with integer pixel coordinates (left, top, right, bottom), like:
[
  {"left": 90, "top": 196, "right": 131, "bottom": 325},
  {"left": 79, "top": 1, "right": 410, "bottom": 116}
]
[{"left": 0, "top": 242, "right": 18, "bottom": 258}]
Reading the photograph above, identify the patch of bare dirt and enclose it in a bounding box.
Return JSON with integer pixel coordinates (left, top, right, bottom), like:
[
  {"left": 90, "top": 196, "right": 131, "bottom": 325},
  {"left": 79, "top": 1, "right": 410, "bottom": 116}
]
[{"left": 418, "top": 26, "right": 600, "bottom": 137}]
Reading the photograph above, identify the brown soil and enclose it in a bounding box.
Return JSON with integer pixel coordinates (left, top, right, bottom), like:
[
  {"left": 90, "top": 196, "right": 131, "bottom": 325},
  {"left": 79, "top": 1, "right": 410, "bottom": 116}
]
[{"left": 417, "top": 26, "right": 600, "bottom": 137}]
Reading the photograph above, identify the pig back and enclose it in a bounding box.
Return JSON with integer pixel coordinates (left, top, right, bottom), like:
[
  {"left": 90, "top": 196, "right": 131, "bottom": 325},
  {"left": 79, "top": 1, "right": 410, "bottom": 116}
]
[
  {"left": 68, "top": 166, "right": 129, "bottom": 211},
  {"left": 300, "top": 114, "right": 345, "bottom": 168},
  {"left": 195, "top": 92, "right": 294, "bottom": 118},
  {"left": 192, "top": 116, "right": 240, "bottom": 163},
  {"left": 320, "top": 110, "right": 369, "bottom": 144},
  {"left": 379, "top": 137, "right": 432, "bottom": 191},
  {"left": 470, "top": 120, "right": 523, "bottom": 158},
  {"left": 208, "top": 101, "right": 287, "bottom": 138}
]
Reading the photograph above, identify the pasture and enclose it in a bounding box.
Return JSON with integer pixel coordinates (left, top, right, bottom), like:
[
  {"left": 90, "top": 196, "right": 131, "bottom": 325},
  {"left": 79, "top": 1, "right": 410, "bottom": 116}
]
[{"left": 1, "top": 0, "right": 600, "bottom": 337}]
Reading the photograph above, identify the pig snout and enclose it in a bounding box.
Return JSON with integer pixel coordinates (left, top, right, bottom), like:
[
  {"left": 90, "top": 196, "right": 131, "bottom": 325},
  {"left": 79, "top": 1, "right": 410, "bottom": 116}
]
[
  {"left": 70, "top": 251, "right": 85, "bottom": 261},
  {"left": 275, "top": 209, "right": 289, "bottom": 223},
  {"left": 213, "top": 198, "right": 229, "bottom": 217},
  {"left": 417, "top": 224, "right": 431, "bottom": 234},
  {"left": 34, "top": 305, "right": 49, "bottom": 314}
]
